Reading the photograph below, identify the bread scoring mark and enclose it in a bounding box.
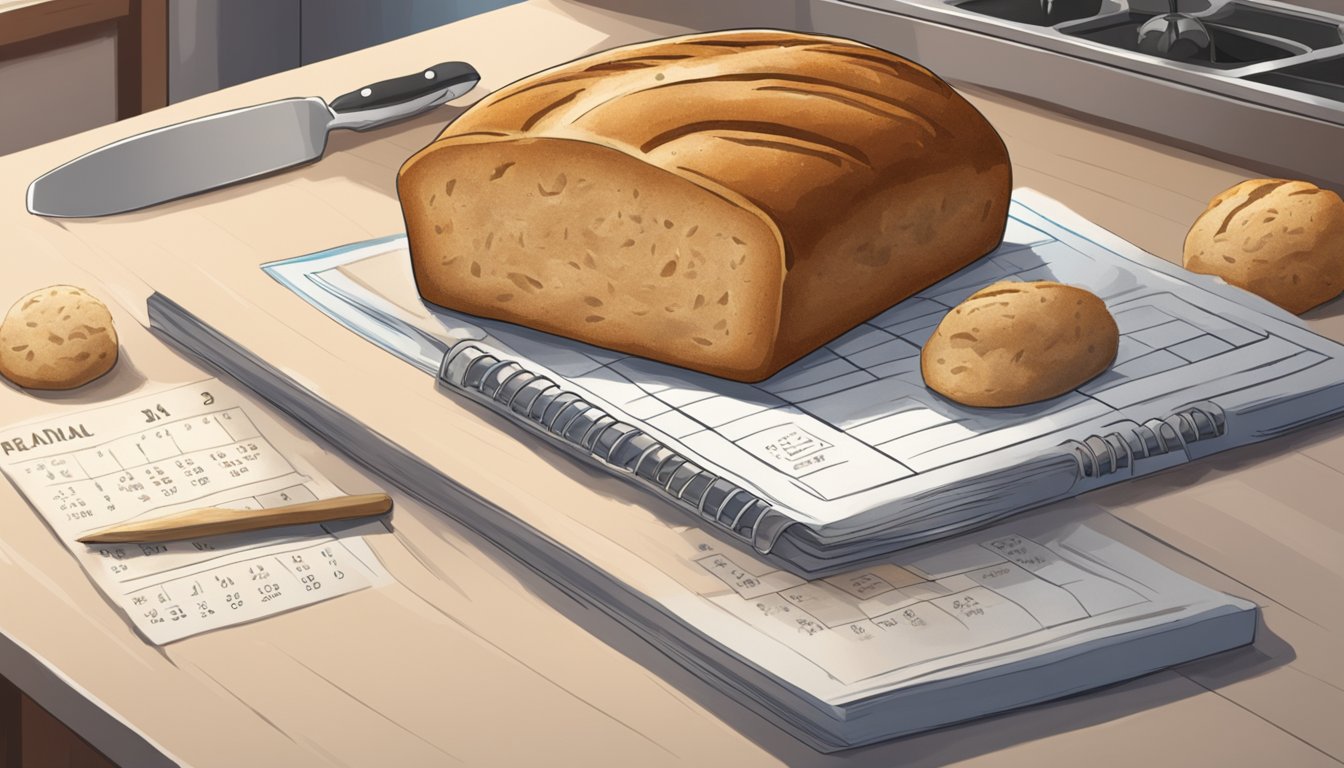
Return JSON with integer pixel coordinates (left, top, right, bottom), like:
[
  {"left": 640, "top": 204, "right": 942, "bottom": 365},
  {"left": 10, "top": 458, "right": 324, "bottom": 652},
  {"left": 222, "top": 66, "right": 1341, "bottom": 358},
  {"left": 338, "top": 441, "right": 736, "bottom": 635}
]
[
  {"left": 969, "top": 286, "right": 1024, "bottom": 299},
  {"left": 808, "top": 46, "right": 949, "bottom": 94},
  {"left": 1215, "top": 180, "right": 1288, "bottom": 237},
  {"left": 681, "top": 37, "right": 816, "bottom": 49},
  {"left": 639, "top": 70, "right": 937, "bottom": 124},
  {"left": 584, "top": 61, "right": 657, "bottom": 72},
  {"left": 1288, "top": 188, "right": 1320, "bottom": 196},
  {"left": 715, "top": 134, "right": 848, "bottom": 168},
  {"left": 606, "top": 54, "right": 694, "bottom": 63},
  {"left": 521, "top": 89, "right": 583, "bottom": 132},
  {"left": 647, "top": 120, "right": 870, "bottom": 166},
  {"left": 490, "top": 162, "right": 516, "bottom": 181},
  {"left": 584, "top": 55, "right": 693, "bottom": 73},
  {"left": 754, "top": 84, "right": 940, "bottom": 136},
  {"left": 477, "top": 73, "right": 600, "bottom": 119}
]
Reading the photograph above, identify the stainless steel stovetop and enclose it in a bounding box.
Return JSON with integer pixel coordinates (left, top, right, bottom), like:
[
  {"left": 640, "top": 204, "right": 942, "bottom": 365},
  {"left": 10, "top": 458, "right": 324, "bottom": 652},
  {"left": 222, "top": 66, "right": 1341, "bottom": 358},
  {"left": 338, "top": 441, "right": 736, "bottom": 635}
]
[{"left": 806, "top": 0, "right": 1344, "bottom": 185}]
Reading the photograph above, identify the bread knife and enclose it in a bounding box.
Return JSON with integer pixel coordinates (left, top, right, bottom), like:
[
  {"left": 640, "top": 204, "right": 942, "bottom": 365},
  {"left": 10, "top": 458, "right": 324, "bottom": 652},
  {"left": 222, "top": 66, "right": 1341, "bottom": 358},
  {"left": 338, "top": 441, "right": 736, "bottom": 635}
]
[{"left": 26, "top": 62, "right": 480, "bottom": 218}]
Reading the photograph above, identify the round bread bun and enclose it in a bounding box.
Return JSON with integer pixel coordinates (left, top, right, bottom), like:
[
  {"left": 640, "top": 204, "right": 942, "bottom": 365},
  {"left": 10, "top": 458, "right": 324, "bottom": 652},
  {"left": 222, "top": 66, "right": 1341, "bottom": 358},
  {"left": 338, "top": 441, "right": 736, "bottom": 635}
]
[
  {"left": 1183, "top": 178, "right": 1344, "bottom": 314},
  {"left": 921, "top": 281, "right": 1118, "bottom": 408},
  {"left": 0, "top": 285, "right": 119, "bottom": 390}
]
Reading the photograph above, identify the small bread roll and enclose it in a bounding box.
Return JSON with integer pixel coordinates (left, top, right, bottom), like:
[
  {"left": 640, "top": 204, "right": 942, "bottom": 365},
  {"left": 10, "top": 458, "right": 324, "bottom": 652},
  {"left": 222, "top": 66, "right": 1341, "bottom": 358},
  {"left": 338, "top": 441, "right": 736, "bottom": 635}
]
[
  {"left": 922, "top": 281, "right": 1118, "bottom": 408},
  {"left": 1184, "top": 178, "right": 1344, "bottom": 314},
  {"left": 0, "top": 285, "right": 119, "bottom": 390}
]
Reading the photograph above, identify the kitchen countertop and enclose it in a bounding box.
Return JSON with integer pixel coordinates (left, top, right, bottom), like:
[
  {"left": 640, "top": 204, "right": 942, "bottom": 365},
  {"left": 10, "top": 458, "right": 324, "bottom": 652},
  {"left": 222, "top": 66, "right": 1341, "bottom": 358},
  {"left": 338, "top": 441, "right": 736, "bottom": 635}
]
[{"left": 0, "top": 1, "right": 1341, "bottom": 766}]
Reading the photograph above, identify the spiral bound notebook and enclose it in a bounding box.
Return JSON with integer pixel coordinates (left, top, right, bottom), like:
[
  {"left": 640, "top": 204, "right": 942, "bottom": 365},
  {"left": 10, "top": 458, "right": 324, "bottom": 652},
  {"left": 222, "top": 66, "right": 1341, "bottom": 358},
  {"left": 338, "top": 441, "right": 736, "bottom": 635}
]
[{"left": 253, "top": 189, "right": 1344, "bottom": 576}]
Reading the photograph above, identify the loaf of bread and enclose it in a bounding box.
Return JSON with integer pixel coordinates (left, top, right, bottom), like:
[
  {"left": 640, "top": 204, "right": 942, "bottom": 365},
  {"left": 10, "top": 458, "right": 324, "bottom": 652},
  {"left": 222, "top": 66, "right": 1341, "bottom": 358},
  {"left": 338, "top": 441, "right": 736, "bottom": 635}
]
[
  {"left": 399, "top": 30, "right": 1011, "bottom": 381},
  {"left": 922, "top": 281, "right": 1118, "bottom": 407},
  {"left": 1184, "top": 178, "right": 1344, "bottom": 314}
]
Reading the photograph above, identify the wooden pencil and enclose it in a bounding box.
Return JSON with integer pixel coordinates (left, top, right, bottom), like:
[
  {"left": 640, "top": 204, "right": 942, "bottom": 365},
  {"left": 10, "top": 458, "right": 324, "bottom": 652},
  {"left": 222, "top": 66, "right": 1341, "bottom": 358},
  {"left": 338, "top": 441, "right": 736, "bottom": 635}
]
[{"left": 77, "top": 493, "right": 393, "bottom": 544}]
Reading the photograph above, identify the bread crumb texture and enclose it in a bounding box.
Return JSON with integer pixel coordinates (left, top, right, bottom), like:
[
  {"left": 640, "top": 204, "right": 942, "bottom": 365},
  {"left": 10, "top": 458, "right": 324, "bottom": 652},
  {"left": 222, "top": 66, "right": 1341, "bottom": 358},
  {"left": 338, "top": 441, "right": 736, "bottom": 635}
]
[
  {"left": 0, "top": 285, "right": 119, "bottom": 390},
  {"left": 1184, "top": 178, "right": 1344, "bottom": 314},
  {"left": 921, "top": 281, "right": 1118, "bottom": 408}
]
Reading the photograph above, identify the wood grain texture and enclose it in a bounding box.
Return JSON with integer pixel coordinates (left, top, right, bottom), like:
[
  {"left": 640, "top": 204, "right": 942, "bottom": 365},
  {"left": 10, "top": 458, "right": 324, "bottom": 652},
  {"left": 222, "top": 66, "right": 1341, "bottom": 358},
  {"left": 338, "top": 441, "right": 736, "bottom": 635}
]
[{"left": 0, "top": 2, "right": 1339, "bottom": 767}]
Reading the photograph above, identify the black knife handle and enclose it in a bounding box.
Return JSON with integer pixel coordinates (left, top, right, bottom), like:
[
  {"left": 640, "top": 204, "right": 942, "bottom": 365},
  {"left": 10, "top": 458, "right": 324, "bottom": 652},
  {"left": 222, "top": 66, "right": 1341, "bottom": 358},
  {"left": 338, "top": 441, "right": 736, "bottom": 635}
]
[{"left": 329, "top": 62, "right": 480, "bottom": 114}]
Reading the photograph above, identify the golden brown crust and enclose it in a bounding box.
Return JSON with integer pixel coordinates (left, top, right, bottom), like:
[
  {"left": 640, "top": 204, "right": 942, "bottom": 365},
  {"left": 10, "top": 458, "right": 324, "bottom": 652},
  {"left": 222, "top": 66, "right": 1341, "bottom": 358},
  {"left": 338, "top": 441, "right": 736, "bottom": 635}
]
[
  {"left": 400, "top": 30, "right": 1011, "bottom": 381},
  {"left": 1183, "top": 178, "right": 1344, "bottom": 314},
  {"left": 921, "top": 281, "right": 1118, "bottom": 408},
  {"left": 0, "top": 285, "right": 119, "bottom": 390}
]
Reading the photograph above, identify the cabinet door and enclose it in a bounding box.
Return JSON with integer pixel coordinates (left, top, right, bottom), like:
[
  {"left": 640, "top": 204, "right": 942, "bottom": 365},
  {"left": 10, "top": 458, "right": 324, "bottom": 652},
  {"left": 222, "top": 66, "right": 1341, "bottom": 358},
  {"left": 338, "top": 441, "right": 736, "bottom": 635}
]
[{"left": 0, "top": 26, "right": 118, "bottom": 155}]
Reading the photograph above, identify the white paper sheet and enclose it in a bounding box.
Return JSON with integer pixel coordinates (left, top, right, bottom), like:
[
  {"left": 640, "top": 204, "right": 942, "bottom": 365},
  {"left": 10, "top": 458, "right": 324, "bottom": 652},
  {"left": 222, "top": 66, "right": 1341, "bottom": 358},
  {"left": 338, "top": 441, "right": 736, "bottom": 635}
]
[
  {"left": 0, "top": 380, "right": 390, "bottom": 644},
  {"left": 663, "top": 511, "right": 1250, "bottom": 703}
]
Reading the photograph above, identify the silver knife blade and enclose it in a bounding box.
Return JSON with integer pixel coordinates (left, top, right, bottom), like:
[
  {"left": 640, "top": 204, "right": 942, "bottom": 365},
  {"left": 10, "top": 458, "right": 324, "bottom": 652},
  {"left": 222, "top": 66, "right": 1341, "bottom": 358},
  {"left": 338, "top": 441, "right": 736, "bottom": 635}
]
[{"left": 27, "top": 97, "right": 334, "bottom": 218}]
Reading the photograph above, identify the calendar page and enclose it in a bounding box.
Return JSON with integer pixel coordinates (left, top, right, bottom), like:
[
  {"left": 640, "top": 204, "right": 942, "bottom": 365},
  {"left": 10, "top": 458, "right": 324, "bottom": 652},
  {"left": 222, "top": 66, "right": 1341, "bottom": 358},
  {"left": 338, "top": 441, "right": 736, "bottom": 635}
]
[{"left": 0, "top": 380, "right": 390, "bottom": 644}]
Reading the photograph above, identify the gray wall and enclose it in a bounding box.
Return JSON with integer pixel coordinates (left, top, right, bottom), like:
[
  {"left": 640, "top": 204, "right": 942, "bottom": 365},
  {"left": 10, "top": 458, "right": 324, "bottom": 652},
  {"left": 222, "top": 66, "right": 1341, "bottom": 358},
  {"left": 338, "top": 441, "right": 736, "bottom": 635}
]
[
  {"left": 169, "top": 0, "right": 300, "bottom": 103},
  {"left": 301, "top": 0, "right": 515, "bottom": 63},
  {"left": 168, "top": 0, "right": 517, "bottom": 103}
]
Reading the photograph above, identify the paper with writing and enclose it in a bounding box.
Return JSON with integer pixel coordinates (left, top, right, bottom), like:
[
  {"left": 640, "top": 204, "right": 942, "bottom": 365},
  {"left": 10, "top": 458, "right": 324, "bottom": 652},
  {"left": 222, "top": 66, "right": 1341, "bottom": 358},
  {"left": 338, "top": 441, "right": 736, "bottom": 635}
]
[
  {"left": 666, "top": 514, "right": 1249, "bottom": 702},
  {"left": 0, "top": 380, "right": 390, "bottom": 644}
]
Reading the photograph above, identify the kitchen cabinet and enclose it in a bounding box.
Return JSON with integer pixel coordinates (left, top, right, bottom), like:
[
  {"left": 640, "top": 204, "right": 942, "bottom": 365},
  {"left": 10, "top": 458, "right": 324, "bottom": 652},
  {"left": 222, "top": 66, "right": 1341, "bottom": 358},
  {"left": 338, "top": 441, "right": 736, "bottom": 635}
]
[{"left": 0, "top": 0, "right": 167, "bottom": 156}]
